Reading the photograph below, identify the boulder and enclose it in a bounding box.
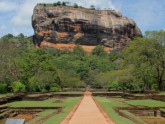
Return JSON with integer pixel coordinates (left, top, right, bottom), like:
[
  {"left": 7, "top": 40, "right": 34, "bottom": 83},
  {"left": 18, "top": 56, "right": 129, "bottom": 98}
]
[{"left": 32, "top": 5, "right": 142, "bottom": 51}]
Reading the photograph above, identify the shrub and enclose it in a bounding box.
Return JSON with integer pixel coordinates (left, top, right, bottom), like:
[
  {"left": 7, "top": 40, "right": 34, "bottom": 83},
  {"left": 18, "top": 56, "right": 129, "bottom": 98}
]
[
  {"left": 62, "top": 2, "right": 66, "bottom": 6},
  {"left": 50, "top": 83, "right": 61, "bottom": 92},
  {"left": 73, "top": 3, "right": 78, "bottom": 8},
  {"left": 53, "top": 3, "right": 57, "bottom": 6},
  {"left": 92, "top": 45, "right": 107, "bottom": 57},
  {"left": 28, "top": 77, "right": 41, "bottom": 92},
  {"left": 57, "top": 1, "right": 61, "bottom": 5},
  {"left": 108, "top": 81, "right": 119, "bottom": 90},
  {"left": 0, "top": 83, "right": 7, "bottom": 93},
  {"left": 11, "top": 81, "right": 26, "bottom": 92},
  {"left": 73, "top": 45, "right": 85, "bottom": 57}
]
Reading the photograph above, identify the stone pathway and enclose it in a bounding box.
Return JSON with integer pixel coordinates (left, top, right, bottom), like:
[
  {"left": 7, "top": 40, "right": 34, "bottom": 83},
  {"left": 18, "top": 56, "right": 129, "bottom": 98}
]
[{"left": 62, "top": 91, "right": 115, "bottom": 124}]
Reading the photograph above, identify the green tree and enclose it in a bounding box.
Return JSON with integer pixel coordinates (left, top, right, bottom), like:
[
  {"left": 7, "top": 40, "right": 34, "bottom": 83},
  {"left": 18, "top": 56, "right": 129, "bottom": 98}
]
[
  {"left": 124, "top": 35, "right": 165, "bottom": 91},
  {"left": 0, "top": 83, "right": 7, "bottom": 93},
  {"left": 73, "top": 3, "right": 78, "bottom": 8},
  {"left": 92, "top": 45, "right": 107, "bottom": 57},
  {"left": 53, "top": 3, "right": 57, "bottom": 6},
  {"left": 11, "top": 81, "right": 26, "bottom": 92},
  {"left": 0, "top": 40, "right": 22, "bottom": 85},
  {"left": 57, "top": 1, "right": 61, "bottom": 5},
  {"left": 145, "top": 30, "right": 165, "bottom": 46},
  {"left": 62, "top": 2, "right": 66, "bottom": 6},
  {"left": 58, "top": 69, "right": 84, "bottom": 89},
  {"left": 90, "top": 5, "right": 95, "bottom": 9},
  {"left": 73, "top": 45, "right": 86, "bottom": 58},
  {"left": 17, "top": 33, "right": 24, "bottom": 38},
  {"left": 2, "top": 34, "right": 14, "bottom": 40}
]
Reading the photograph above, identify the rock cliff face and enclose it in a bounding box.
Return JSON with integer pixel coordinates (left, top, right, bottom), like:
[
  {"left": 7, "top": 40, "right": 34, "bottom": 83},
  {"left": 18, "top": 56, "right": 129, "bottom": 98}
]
[{"left": 32, "top": 5, "right": 142, "bottom": 51}]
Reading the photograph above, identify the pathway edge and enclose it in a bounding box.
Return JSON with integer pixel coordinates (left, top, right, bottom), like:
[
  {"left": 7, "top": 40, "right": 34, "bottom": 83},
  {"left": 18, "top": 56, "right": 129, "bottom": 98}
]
[
  {"left": 60, "top": 96, "right": 83, "bottom": 124},
  {"left": 92, "top": 96, "right": 116, "bottom": 124}
]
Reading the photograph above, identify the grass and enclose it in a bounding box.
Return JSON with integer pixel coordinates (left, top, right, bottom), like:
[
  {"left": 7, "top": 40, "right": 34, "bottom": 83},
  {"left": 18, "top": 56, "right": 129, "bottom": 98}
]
[
  {"left": 0, "top": 93, "right": 14, "bottom": 98},
  {"left": 7, "top": 98, "right": 58, "bottom": 107},
  {"left": 27, "top": 92, "right": 84, "bottom": 97},
  {"left": 133, "top": 94, "right": 146, "bottom": 96},
  {"left": 95, "top": 96, "right": 135, "bottom": 124},
  {"left": 160, "top": 109, "right": 165, "bottom": 112},
  {"left": 125, "top": 99, "right": 165, "bottom": 107},
  {"left": 7, "top": 97, "right": 79, "bottom": 108},
  {"left": 53, "top": 92, "right": 83, "bottom": 94},
  {"left": 159, "top": 91, "right": 165, "bottom": 95},
  {"left": 42, "top": 97, "right": 80, "bottom": 124},
  {"left": 27, "top": 94, "right": 45, "bottom": 97},
  {"left": 28, "top": 110, "right": 56, "bottom": 124},
  {"left": 120, "top": 110, "right": 147, "bottom": 124},
  {"left": 5, "top": 97, "right": 80, "bottom": 124}
]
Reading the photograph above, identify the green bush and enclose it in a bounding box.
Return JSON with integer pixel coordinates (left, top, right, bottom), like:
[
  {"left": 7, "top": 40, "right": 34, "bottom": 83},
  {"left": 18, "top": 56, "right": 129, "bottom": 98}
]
[
  {"left": 28, "top": 77, "right": 42, "bottom": 92},
  {"left": 53, "top": 3, "right": 57, "bottom": 6},
  {"left": 50, "top": 83, "right": 61, "bottom": 92},
  {"left": 108, "top": 81, "right": 119, "bottom": 90},
  {"left": 11, "top": 81, "right": 26, "bottom": 92},
  {"left": 0, "top": 83, "right": 7, "bottom": 93},
  {"left": 92, "top": 45, "right": 107, "bottom": 57},
  {"left": 73, "top": 3, "right": 78, "bottom": 8}
]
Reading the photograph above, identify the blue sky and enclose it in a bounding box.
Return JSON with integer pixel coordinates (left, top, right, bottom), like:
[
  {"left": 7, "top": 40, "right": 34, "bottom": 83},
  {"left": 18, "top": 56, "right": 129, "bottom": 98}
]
[{"left": 0, "top": 0, "right": 165, "bottom": 37}]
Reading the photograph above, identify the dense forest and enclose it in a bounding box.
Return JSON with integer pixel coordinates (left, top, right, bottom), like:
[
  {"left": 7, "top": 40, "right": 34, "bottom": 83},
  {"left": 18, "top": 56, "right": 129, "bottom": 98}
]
[{"left": 0, "top": 30, "right": 165, "bottom": 93}]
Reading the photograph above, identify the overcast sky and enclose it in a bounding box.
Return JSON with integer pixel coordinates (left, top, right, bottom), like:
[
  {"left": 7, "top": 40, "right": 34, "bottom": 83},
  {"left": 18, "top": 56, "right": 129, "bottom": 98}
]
[{"left": 0, "top": 0, "right": 165, "bottom": 37}]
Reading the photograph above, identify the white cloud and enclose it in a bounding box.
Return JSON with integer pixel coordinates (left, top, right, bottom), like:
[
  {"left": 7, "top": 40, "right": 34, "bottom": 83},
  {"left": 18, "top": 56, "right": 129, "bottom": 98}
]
[
  {"left": 11, "top": 1, "right": 34, "bottom": 27},
  {"left": 0, "top": 1, "right": 17, "bottom": 12},
  {"left": 10, "top": 0, "right": 116, "bottom": 35}
]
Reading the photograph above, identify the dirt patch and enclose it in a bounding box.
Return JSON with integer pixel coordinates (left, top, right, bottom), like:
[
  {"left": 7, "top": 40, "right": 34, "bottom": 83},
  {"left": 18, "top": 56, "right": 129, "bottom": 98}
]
[
  {"left": 12, "top": 114, "right": 33, "bottom": 119},
  {"left": 40, "top": 41, "right": 111, "bottom": 54},
  {"left": 0, "top": 107, "right": 62, "bottom": 122},
  {"left": 143, "top": 117, "right": 165, "bottom": 124}
]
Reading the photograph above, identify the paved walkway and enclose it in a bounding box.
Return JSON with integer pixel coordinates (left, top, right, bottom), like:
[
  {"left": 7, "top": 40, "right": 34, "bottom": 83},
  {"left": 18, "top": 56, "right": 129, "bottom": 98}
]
[{"left": 66, "top": 92, "right": 114, "bottom": 124}]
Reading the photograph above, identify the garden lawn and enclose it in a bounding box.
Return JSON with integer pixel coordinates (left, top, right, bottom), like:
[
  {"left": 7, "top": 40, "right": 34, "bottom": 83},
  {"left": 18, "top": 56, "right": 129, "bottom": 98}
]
[
  {"left": 42, "top": 97, "right": 80, "bottom": 124},
  {"left": 159, "top": 91, "right": 165, "bottom": 95},
  {"left": 120, "top": 110, "right": 147, "bottom": 124},
  {"left": 125, "top": 100, "right": 165, "bottom": 107},
  {"left": 7, "top": 97, "right": 80, "bottom": 108},
  {"left": 95, "top": 96, "right": 135, "bottom": 124},
  {"left": 6, "top": 97, "right": 81, "bottom": 124},
  {"left": 28, "top": 110, "right": 55, "bottom": 124},
  {"left": 0, "top": 93, "right": 14, "bottom": 98}
]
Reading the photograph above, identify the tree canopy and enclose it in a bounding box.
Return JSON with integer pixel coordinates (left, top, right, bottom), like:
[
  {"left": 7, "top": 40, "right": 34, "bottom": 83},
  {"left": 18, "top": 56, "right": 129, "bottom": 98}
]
[{"left": 0, "top": 30, "right": 165, "bottom": 93}]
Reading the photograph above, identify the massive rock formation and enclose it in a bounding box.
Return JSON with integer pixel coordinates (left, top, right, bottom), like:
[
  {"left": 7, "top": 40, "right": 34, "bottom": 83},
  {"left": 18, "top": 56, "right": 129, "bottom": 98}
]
[{"left": 32, "top": 5, "right": 142, "bottom": 51}]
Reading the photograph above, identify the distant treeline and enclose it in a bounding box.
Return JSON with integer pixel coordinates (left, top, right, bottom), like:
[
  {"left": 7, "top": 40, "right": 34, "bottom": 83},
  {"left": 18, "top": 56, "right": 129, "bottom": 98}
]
[
  {"left": 0, "top": 30, "right": 165, "bottom": 93},
  {"left": 37, "top": 1, "right": 95, "bottom": 9}
]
